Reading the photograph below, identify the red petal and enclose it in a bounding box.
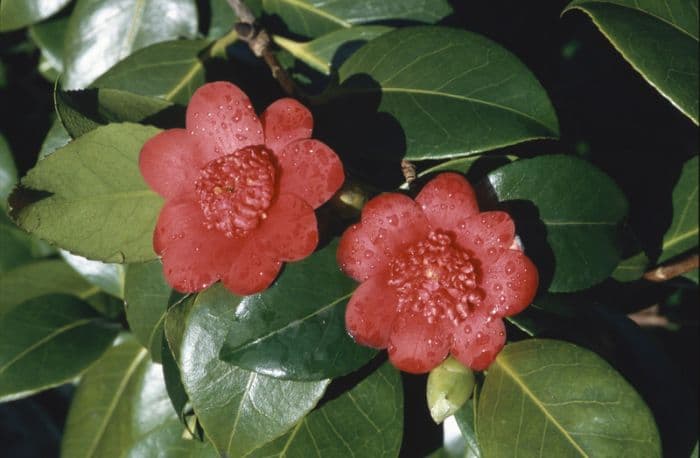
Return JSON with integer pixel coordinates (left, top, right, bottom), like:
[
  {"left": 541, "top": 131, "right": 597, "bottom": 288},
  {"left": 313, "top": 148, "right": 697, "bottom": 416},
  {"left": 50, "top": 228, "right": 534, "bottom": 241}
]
[
  {"left": 388, "top": 311, "right": 451, "bottom": 374},
  {"left": 276, "top": 139, "right": 344, "bottom": 209},
  {"left": 480, "top": 249, "right": 538, "bottom": 317},
  {"left": 450, "top": 313, "right": 506, "bottom": 371},
  {"left": 261, "top": 98, "right": 313, "bottom": 154},
  {"left": 345, "top": 270, "right": 398, "bottom": 348},
  {"left": 455, "top": 211, "right": 515, "bottom": 263},
  {"left": 252, "top": 194, "right": 318, "bottom": 261},
  {"left": 139, "top": 129, "right": 206, "bottom": 199},
  {"left": 337, "top": 193, "right": 429, "bottom": 282},
  {"left": 416, "top": 173, "right": 479, "bottom": 231},
  {"left": 221, "top": 242, "right": 282, "bottom": 296},
  {"left": 154, "top": 198, "right": 234, "bottom": 292},
  {"left": 186, "top": 82, "right": 263, "bottom": 159}
]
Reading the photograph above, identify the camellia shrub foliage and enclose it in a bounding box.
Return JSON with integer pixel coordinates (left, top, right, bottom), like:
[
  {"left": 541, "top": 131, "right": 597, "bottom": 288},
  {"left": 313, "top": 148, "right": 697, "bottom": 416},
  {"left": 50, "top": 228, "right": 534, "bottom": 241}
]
[{"left": 0, "top": 1, "right": 698, "bottom": 457}]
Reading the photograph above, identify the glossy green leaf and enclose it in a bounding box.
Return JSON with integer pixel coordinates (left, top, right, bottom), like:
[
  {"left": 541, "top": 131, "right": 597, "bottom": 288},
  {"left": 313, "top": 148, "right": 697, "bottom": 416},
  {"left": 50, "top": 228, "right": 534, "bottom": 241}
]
[
  {"left": 0, "top": 134, "right": 16, "bottom": 210},
  {"left": 427, "top": 357, "right": 475, "bottom": 424},
  {"left": 124, "top": 260, "right": 179, "bottom": 363},
  {"left": 207, "top": 0, "right": 236, "bottom": 39},
  {"left": 56, "top": 87, "right": 181, "bottom": 138},
  {"left": 13, "top": 123, "right": 163, "bottom": 263},
  {"left": 62, "top": 0, "right": 199, "bottom": 90},
  {"left": 0, "top": 0, "right": 70, "bottom": 31},
  {"left": 0, "top": 219, "right": 35, "bottom": 274},
  {"left": 0, "top": 295, "right": 118, "bottom": 403},
  {"left": 487, "top": 155, "right": 628, "bottom": 292},
  {"left": 565, "top": 0, "right": 699, "bottom": 124},
  {"left": 61, "top": 335, "right": 218, "bottom": 458},
  {"left": 38, "top": 119, "right": 71, "bottom": 160},
  {"left": 612, "top": 251, "right": 650, "bottom": 282},
  {"left": 660, "top": 155, "right": 698, "bottom": 262},
  {"left": 220, "top": 239, "right": 375, "bottom": 380},
  {"left": 334, "top": 27, "right": 559, "bottom": 161},
  {"left": 29, "top": 15, "right": 69, "bottom": 77},
  {"left": 249, "top": 362, "right": 403, "bottom": 457},
  {"left": 262, "top": 0, "right": 451, "bottom": 38},
  {"left": 274, "top": 26, "right": 392, "bottom": 74},
  {"left": 161, "top": 336, "right": 190, "bottom": 423},
  {"left": 453, "top": 399, "right": 481, "bottom": 458},
  {"left": 92, "top": 39, "right": 210, "bottom": 105},
  {"left": 478, "top": 339, "right": 661, "bottom": 457},
  {"left": 167, "top": 286, "right": 329, "bottom": 457},
  {"left": 0, "top": 260, "right": 98, "bottom": 316},
  {"left": 61, "top": 250, "right": 125, "bottom": 298}
]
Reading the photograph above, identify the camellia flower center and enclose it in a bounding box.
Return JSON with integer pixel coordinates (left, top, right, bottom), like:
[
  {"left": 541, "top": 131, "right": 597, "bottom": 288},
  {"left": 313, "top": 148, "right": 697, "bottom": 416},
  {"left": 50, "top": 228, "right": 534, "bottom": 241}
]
[
  {"left": 388, "top": 230, "right": 483, "bottom": 325},
  {"left": 195, "top": 146, "right": 276, "bottom": 238}
]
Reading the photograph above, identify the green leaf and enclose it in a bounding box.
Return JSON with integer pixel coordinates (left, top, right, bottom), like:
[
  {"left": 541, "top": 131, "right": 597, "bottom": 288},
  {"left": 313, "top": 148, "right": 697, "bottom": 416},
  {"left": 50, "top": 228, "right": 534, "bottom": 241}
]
[
  {"left": 612, "top": 251, "right": 650, "bottom": 282},
  {"left": 274, "top": 26, "right": 392, "bottom": 74},
  {"left": 207, "top": 0, "right": 236, "bottom": 39},
  {"left": 62, "top": 0, "right": 199, "bottom": 90},
  {"left": 61, "top": 250, "right": 125, "bottom": 298},
  {"left": 334, "top": 27, "right": 559, "bottom": 161},
  {"left": 262, "top": 0, "right": 451, "bottom": 38},
  {"left": 124, "top": 260, "right": 180, "bottom": 363},
  {"left": 13, "top": 123, "right": 164, "bottom": 263},
  {"left": 166, "top": 286, "right": 329, "bottom": 457},
  {"left": 248, "top": 361, "right": 404, "bottom": 457},
  {"left": 0, "top": 295, "right": 118, "bottom": 403},
  {"left": 161, "top": 336, "right": 190, "bottom": 423},
  {"left": 0, "top": 134, "right": 17, "bottom": 210},
  {"left": 427, "top": 357, "right": 475, "bottom": 424},
  {"left": 92, "top": 39, "right": 210, "bottom": 105},
  {"left": 29, "top": 15, "right": 69, "bottom": 76},
  {"left": 565, "top": 0, "right": 699, "bottom": 124},
  {"left": 477, "top": 339, "right": 661, "bottom": 457},
  {"left": 453, "top": 399, "right": 481, "bottom": 458},
  {"left": 61, "top": 335, "right": 218, "bottom": 458},
  {"left": 660, "top": 155, "right": 698, "bottom": 262},
  {"left": 219, "top": 239, "right": 375, "bottom": 380},
  {"left": 0, "top": 260, "right": 98, "bottom": 316},
  {"left": 0, "top": 219, "right": 35, "bottom": 274},
  {"left": 55, "top": 87, "right": 182, "bottom": 138},
  {"left": 38, "top": 118, "right": 71, "bottom": 160},
  {"left": 683, "top": 269, "right": 698, "bottom": 284},
  {"left": 486, "top": 155, "right": 628, "bottom": 292},
  {"left": 0, "top": 0, "right": 71, "bottom": 32}
]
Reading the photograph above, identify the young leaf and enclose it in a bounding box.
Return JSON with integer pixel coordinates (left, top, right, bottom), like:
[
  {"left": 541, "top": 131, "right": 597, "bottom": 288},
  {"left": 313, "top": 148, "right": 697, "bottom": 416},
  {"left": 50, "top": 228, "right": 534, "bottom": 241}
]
[
  {"left": 332, "top": 27, "right": 559, "bottom": 161},
  {"left": 166, "top": 287, "right": 329, "bottom": 457},
  {"left": 565, "top": 0, "right": 699, "bottom": 124},
  {"left": 426, "top": 357, "right": 475, "bottom": 424},
  {"left": 219, "top": 239, "right": 376, "bottom": 381},
  {"left": 61, "top": 335, "right": 218, "bottom": 458},
  {"left": 262, "top": 0, "right": 451, "bottom": 38},
  {"left": 477, "top": 339, "right": 661, "bottom": 457},
  {"left": 486, "top": 155, "right": 628, "bottom": 292},
  {"left": 248, "top": 362, "right": 404, "bottom": 457},
  {"left": 62, "top": 0, "right": 199, "bottom": 90},
  {"left": 0, "top": 0, "right": 71, "bottom": 32},
  {"left": 0, "top": 295, "right": 118, "bottom": 403},
  {"left": 659, "top": 155, "right": 698, "bottom": 262},
  {"left": 13, "top": 123, "right": 164, "bottom": 263}
]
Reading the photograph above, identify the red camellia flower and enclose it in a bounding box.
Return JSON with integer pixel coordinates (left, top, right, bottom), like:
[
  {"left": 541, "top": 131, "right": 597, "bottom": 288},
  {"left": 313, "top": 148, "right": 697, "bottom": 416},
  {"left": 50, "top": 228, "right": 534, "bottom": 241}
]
[
  {"left": 140, "top": 82, "right": 344, "bottom": 295},
  {"left": 337, "top": 173, "right": 538, "bottom": 373}
]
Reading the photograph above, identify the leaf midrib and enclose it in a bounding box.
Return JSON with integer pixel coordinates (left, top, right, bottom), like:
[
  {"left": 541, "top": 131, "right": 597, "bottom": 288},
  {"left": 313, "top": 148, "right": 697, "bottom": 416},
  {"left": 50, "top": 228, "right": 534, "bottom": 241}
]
[
  {"left": 36, "top": 189, "right": 160, "bottom": 204},
  {"left": 268, "top": 0, "right": 352, "bottom": 28}
]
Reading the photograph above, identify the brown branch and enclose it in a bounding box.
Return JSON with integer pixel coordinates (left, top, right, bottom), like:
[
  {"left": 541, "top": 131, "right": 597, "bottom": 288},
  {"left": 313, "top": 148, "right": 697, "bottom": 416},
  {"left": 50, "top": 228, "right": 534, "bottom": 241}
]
[
  {"left": 643, "top": 253, "right": 699, "bottom": 282},
  {"left": 401, "top": 160, "right": 416, "bottom": 186},
  {"left": 226, "top": 0, "right": 298, "bottom": 98},
  {"left": 627, "top": 305, "right": 670, "bottom": 328}
]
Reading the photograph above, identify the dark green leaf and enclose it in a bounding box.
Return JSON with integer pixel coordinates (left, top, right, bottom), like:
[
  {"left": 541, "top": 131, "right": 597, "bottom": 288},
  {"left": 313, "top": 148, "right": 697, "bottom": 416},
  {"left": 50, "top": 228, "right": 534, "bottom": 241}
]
[
  {"left": 62, "top": 0, "right": 199, "bottom": 89},
  {"left": 124, "top": 260, "right": 178, "bottom": 363},
  {"left": 61, "top": 335, "right": 218, "bottom": 458},
  {"left": 207, "top": 0, "right": 236, "bottom": 39},
  {"left": 274, "top": 26, "right": 392, "bottom": 74},
  {"left": 334, "top": 27, "right": 559, "bottom": 161},
  {"left": 612, "top": 251, "right": 650, "bottom": 282},
  {"left": 38, "top": 119, "right": 71, "bottom": 160},
  {"left": 486, "top": 155, "right": 628, "bottom": 292},
  {"left": 0, "top": 218, "right": 35, "bottom": 273},
  {"left": 61, "top": 251, "right": 125, "bottom": 298},
  {"left": 13, "top": 123, "right": 163, "bottom": 263},
  {"left": 92, "top": 39, "right": 210, "bottom": 105},
  {"left": 161, "top": 336, "right": 190, "bottom": 423},
  {"left": 453, "top": 399, "right": 481, "bottom": 458},
  {"left": 0, "top": 134, "right": 17, "bottom": 210},
  {"left": 0, "top": 260, "right": 97, "bottom": 316},
  {"left": 565, "top": 0, "right": 699, "bottom": 124},
  {"left": 683, "top": 269, "right": 698, "bottom": 284},
  {"left": 660, "top": 155, "right": 698, "bottom": 262},
  {"left": 0, "top": 295, "right": 118, "bottom": 402},
  {"left": 220, "top": 239, "right": 375, "bottom": 380},
  {"left": 167, "top": 286, "right": 329, "bottom": 457},
  {"left": 0, "top": 0, "right": 71, "bottom": 32},
  {"left": 478, "top": 339, "right": 661, "bottom": 457},
  {"left": 29, "top": 15, "right": 69, "bottom": 77},
  {"left": 262, "top": 0, "right": 451, "bottom": 38},
  {"left": 248, "top": 361, "right": 404, "bottom": 457},
  {"left": 55, "top": 87, "right": 182, "bottom": 138}
]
